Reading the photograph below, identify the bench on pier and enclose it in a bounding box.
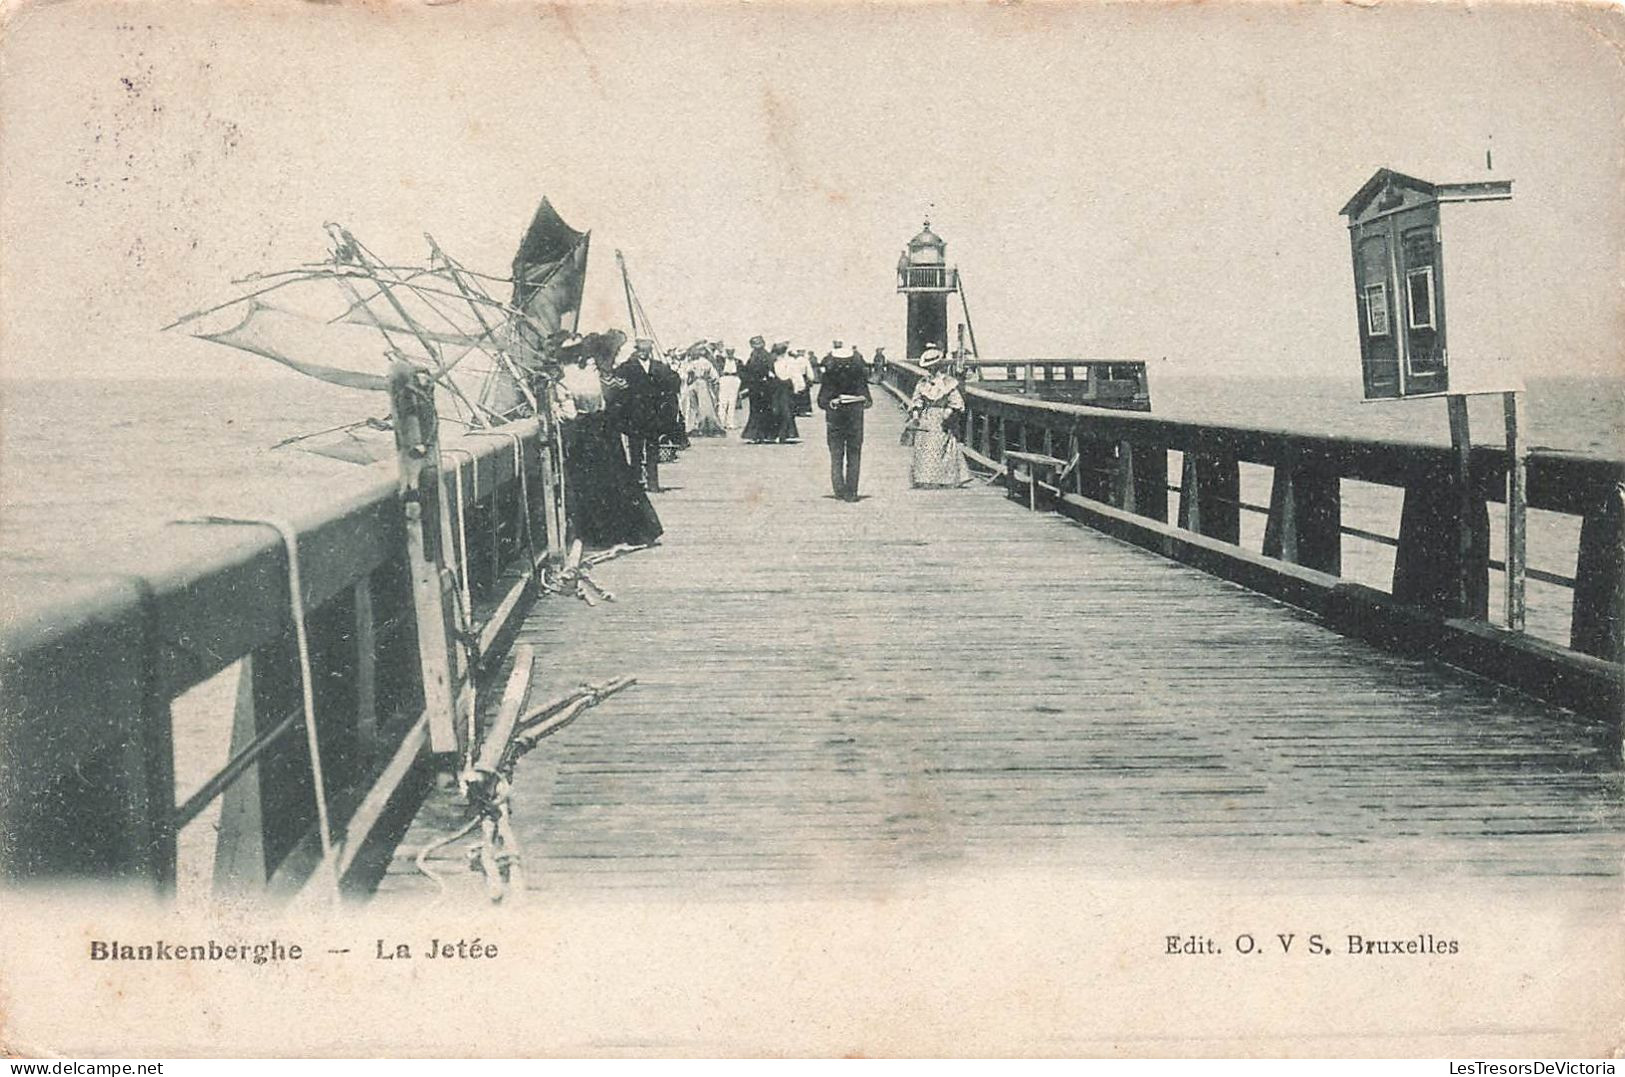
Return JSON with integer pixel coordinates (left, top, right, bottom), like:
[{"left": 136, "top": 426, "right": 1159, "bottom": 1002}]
[{"left": 1002, "top": 450, "right": 1070, "bottom": 511}]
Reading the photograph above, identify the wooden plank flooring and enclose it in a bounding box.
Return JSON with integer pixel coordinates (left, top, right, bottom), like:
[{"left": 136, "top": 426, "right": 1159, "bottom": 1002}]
[{"left": 378, "top": 396, "right": 1624, "bottom": 903}]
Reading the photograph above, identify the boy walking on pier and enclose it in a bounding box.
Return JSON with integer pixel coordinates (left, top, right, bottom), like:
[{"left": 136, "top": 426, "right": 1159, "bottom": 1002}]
[{"left": 817, "top": 340, "right": 872, "bottom": 501}]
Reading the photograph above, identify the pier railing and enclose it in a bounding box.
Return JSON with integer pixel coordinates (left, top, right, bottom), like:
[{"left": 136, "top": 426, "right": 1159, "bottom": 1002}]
[
  {"left": 0, "top": 420, "right": 559, "bottom": 895},
  {"left": 884, "top": 359, "right": 1624, "bottom": 725},
  {"left": 959, "top": 359, "right": 1151, "bottom": 406}
]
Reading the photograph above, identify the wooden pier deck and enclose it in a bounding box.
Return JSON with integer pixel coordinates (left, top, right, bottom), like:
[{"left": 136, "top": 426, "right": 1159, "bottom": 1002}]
[{"left": 378, "top": 397, "right": 1623, "bottom": 903}]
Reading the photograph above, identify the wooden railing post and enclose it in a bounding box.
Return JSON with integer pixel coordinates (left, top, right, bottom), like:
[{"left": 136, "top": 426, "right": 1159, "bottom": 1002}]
[
  {"left": 142, "top": 700, "right": 178, "bottom": 892},
  {"left": 1113, "top": 441, "right": 1136, "bottom": 513},
  {"left": 387, "top": 361, "right": 463, "bottom": 757},
  {"left": 1571, "top": 483, "right": 1625, "bottom": 663},
  {"left": 519, "top": 437, "right": 546, "bottom": 570},
  {"left": 213, "top": 656, "right": 272, "bottom": 896},
  {"left": 1108, "top": 440, "right": 1169, "bottom": 518},
  {"left": 211, "top": 633, "right": 326, "bottom": 890},
  {"left": 480, "top": 497, "right": 502, "bottom": 598},
  {"left": 540, "top": 425, "right": 567, "bottom": 560},
  {"left": 368, "top": 558, "right": 425, "bottom": 733},
  {"left": 1446, "top": 396, "right": 1478, "bottom": 617},
  {"left": 1263, "top": 461, "right": 1342, "bottom": 575},
  {"left": 1177, "top": 452, "right": 1241, "bottom": 543},
  {"left": 1393, "top": 475, "right": 1490, "bottom": 619},
  {"left": 1076, "top": 438, "right": 1113, "bottom": 503},
  {"left": 0, "top": 583, "right": 176, "bottom": 890},
  {"left": 352, "top": 579, "right": 379, "bottom": 767},
  {"left": 1132, "top": 445, "right": 1170, "bottom": 523}
]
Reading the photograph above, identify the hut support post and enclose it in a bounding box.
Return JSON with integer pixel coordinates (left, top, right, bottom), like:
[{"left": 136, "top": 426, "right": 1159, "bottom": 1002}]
[
  {"left": 1447, "top": 395, "right": 1476, "bottom": 616},
  {"left": 1503, "top": 391, "right": 1527, "bottom": 632}
]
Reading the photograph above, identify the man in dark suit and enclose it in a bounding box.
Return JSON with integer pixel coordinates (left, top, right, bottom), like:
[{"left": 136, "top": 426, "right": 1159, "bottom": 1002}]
[
  {"left": 613, "top": 338, "right": 678, "bottom": 492},
  {"left": 816, "top": 339, "right": 872, "bottom": 501}
]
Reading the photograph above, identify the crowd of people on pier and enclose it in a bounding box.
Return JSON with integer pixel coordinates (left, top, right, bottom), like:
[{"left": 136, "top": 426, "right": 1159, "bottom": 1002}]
[{"left": 527, "top": 330, "right": 973, "bottom": 550}]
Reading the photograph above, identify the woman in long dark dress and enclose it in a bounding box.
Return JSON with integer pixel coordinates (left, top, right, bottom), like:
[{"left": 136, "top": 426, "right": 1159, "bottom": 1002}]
[
  {"left": 557, "top": 340, "right": 663, "bottom": 549},
  {"left": 769, "top": 341, "right": 799, "bottom": 443},
  {"left": 740, "top": 336, "right": 777, "bottom": 443}
]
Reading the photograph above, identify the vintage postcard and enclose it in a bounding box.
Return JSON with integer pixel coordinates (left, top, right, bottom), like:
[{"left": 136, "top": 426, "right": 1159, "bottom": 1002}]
[{"left": 1, "top": 0, "right": 1622, "bottom": 1059}]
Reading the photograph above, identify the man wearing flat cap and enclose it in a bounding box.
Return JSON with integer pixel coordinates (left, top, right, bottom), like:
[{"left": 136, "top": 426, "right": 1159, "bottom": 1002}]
[{"left": 817, "top": 339, "right": 872, "bottom": 501}]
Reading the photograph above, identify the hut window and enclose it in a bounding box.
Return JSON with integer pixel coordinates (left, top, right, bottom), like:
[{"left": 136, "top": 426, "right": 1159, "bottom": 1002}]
[
  {"left": 1364, "top": 283, "right": 1390, "bottom": 337},
  {"left": 1406, "top": 266, "right": 1436, "bottom": 330}
]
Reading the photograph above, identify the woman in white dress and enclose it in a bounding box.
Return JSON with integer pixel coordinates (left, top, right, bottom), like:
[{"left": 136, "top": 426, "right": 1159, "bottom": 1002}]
[
  {"left": 678, "top": 346, "right": 726, "bottom": 437},
  {"left": 907, "top": 347, "right": 972, "bottom": 488}
]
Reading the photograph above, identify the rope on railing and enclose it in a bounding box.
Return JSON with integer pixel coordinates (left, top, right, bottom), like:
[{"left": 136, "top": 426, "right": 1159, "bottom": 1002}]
[
  {"left": 465, "top": 429, "right": 540, "bottom": 579},
  {"left": 436, "top": 446, "right": 485, "bottom": 769},
  {"left": 438, "top": 447, "right": 478, "bottom": 626},
  {"left": 172, "top": 515, "right": 339, "bottom": 897},
  {"left": 135, "top": 435, "right": 547, "bottom": 897}
]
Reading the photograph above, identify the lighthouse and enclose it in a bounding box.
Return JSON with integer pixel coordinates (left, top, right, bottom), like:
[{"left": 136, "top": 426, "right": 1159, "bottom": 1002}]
[{"left": 896, "top": 220, "right": 959, "bottom": 362}]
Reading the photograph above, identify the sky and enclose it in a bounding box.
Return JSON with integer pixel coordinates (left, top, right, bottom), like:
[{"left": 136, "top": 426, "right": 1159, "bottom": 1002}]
[{"left": 1, "top": 1, "right": 1622, "bottom": 384}]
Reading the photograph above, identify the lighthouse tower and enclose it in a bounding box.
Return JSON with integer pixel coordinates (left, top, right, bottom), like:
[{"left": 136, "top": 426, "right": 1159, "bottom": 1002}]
[{"left": 896, "top": 220, "right": 959, "bottom": 362}]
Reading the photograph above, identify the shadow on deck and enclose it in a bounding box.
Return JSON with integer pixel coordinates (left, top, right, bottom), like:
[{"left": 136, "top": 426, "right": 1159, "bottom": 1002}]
[{"left": 378, "top": 396, "right": 1624, "bottom": 903}]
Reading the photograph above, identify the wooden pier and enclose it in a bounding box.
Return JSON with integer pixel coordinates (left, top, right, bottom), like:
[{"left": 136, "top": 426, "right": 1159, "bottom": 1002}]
[
  {"left": 378, "top": 395, "right": 1623, "bottom": 904},
  {"left": 3, "top": 370, "right": 1621, "bottom": 903}
]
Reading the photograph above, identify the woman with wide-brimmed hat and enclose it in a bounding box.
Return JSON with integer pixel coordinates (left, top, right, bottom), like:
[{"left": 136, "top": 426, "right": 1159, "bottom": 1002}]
[
  {"left": 557, "top": 332, "right": 664, "bottom": 548},
  {"left": 906, "top": 345, "right": 971, "bottom": 488}
]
